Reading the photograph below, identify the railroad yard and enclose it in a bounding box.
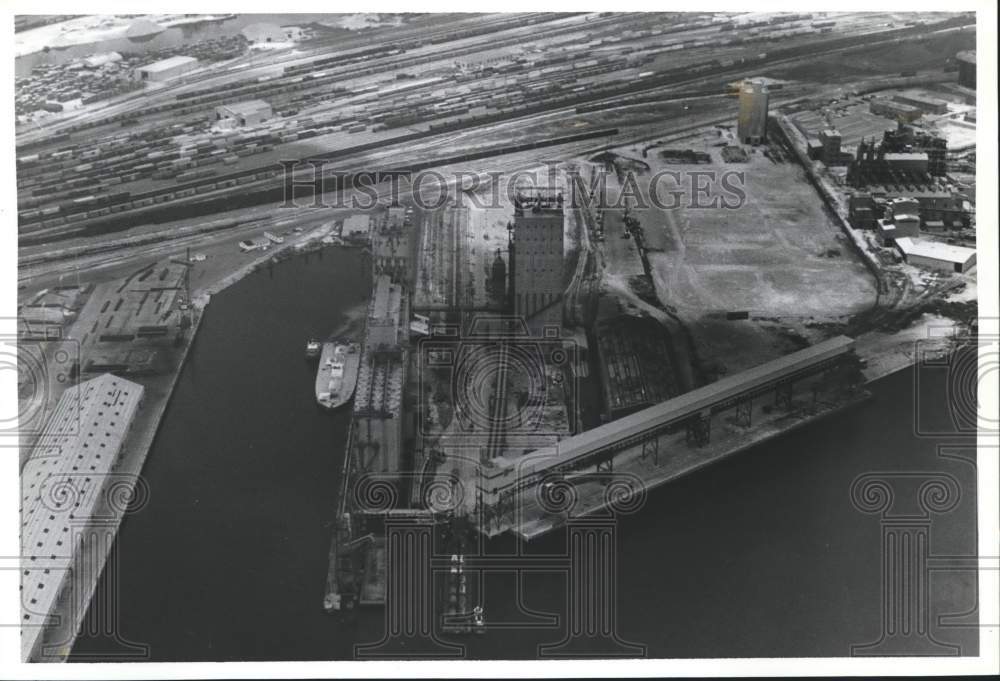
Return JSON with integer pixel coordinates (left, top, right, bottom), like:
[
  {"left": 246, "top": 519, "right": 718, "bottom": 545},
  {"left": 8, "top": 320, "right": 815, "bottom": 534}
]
[
  {"left": 17, "top": 12, "right": 973, "bottom": 246},
  {"left": 14, "top": 11, "right": 982, "bottom": 661}
]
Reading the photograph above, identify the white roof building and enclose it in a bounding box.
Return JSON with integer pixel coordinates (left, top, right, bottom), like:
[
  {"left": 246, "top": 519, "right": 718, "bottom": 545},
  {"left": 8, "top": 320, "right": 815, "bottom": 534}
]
[
  {"left": 20, "top": 374, "right": 144, "bottom": 662},
  {"left": 215, "top": 99, "right": 272, "bottom": 128},
  {"left": 895, "top": 237, "right": 976, "bottom": 273},
  {"left": 135, "top": 55, "right": 198, "bottom": 82}
]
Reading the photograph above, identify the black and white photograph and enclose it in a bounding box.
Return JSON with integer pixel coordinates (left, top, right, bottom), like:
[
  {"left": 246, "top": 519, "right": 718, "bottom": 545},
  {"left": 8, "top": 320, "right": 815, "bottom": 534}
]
[{"left": 2, "top": 1, "right": 997, "bottom": 677}]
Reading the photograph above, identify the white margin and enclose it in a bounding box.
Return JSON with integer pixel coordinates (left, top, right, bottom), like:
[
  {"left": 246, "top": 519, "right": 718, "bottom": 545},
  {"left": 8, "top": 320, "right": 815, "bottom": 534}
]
[{"left": 1, "top": 1, "right": 997, "bottom": 678}]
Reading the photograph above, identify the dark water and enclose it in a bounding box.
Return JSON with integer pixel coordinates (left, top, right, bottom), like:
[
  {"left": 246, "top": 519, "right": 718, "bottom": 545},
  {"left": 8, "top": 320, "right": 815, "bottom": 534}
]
[{"left": 71, "top": 248, "right": 979, "bottom": 661}]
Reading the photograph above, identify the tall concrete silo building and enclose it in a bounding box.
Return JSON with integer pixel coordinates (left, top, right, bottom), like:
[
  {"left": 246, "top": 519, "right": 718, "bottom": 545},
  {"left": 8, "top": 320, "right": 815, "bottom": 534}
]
[
  {"left": 737, "top": 78, "right": 770, "bottom": 145},
  {"left": 510, "top": 190, "right": 565, "bottom": 332}
]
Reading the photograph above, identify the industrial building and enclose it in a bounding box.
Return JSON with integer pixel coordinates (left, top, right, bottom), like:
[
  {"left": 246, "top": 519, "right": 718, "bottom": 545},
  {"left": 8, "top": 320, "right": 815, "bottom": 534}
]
[
  {"left": 21, "top": 374, "right": 144, "bottom": 662},
  {"left": 894, "top": 237, "right": 976, "bottom": 273},
  {"left": 848, "top": 193, "right": 878, "bottom": 230},
  {"left": 956, "top": 51, "right": 976, "bottom": 89},
  {"left": 869, "top": 98, "right": 922, "bottom": 123},
  {"left": 371, "top": 205, "right": 413, "bottom": 284},
  {"left": 135, "top": 55, "right": 198, "bottom": 82},
  {"left": 848, "top": 125, "right": 950, "bottom": 189},
  {"left": 809, "top": 128, "right": 853, "bottom": 165},
  {"left": 867, "top": 190, "right": 970, "bottom": 229},
  {"left": 367, "top": 274, "right": 408, "bottom": 349},
  {"left": 511, "top": 190, "right": 565, "bottom": 332},
  {"left": 819, "top": 129, "right": 841, "bottom": 161},
  {"left": 881, "top": 125, "right": 948, "bottom": 176},
  {"left": 881, "top": 152, "right": 929, "bottom": 174},
  {"left": 214, "top": 100, "right": 272, "bottom": 128},
  {"left": 737, "top": 78, "right": 769, "bottom": 145},
  {"left": 875, "top": 197, "right": 921, "bottom": 246},
  {"left": 905, "top": 191, "right": 970, "bottom": 228},
  {"left": 891, "top": 91, "right": 950, "bottom": 116}
]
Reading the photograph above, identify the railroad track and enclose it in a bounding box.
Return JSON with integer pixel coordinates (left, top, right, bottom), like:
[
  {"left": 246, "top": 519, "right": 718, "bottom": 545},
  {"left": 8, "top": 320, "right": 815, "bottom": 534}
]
[
  {"left": 564, "top": 170, "right": 600, "bottom": 328},
  {"left": 17, "top": 17, "right": 971, "bottom": 231}
]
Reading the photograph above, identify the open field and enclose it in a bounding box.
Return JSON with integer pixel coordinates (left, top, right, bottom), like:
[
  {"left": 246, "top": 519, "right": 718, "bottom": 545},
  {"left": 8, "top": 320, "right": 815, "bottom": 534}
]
[{"left": 606, "top": 129, "right": 878, "bottom": 374}]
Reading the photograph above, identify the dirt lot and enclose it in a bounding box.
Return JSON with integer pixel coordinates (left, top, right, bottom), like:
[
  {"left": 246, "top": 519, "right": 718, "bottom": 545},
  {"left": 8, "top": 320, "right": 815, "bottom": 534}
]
[{"left": 605, "top": 130, "right": 878, "bottom": 374}]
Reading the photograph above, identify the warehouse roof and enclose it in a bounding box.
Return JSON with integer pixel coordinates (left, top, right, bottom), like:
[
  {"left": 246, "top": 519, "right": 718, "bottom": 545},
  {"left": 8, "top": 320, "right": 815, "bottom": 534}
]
[
  {"left": 371, "top": 274, "right": 403, "bottom": 325},
  {"left": 895, "top": 237, "right": 976, "bottom": 265},
  {"left": 20, "top": 374, "right": 144, "bottom": 660},
  {"left": 884, "top": 152, "right": 929, "bottom": 162},
  {"left": 872, "top": 98, "right": 920, "bottom": 111},
  {"left": 139, "top": 55, "right": 198, "bottom": 74},
  {"left": 894, "top": 91, "right": 950, "bottom": 107}
]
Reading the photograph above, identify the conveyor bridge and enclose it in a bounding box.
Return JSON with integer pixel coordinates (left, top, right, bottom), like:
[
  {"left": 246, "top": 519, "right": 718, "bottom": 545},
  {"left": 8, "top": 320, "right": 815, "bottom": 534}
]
[{"left": 477, "top": 336, "right": 859, "bottom": 502}]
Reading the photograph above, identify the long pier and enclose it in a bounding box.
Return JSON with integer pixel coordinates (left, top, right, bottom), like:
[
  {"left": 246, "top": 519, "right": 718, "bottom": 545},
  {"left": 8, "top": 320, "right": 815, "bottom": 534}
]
[{"left": 476, "top": 336, "right": 867, "bottom": 538}]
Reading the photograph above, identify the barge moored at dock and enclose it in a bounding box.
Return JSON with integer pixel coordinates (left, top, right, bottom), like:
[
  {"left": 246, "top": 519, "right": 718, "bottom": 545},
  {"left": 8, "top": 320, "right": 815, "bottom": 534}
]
[{"left": 315, "top": 341, "right": 360, "bottom": 410}]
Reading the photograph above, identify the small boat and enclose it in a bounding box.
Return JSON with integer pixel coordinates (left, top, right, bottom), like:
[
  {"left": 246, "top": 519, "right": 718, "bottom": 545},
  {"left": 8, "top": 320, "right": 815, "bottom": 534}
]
[
  {"left": 473, "top": 605, "right": 485, "bottom": 633},
  {"left": 305, "top": 339, "right": 322, "bottom": 359},
  {"left": 315, "top": 341, "right": 360, "bottom": 410}
]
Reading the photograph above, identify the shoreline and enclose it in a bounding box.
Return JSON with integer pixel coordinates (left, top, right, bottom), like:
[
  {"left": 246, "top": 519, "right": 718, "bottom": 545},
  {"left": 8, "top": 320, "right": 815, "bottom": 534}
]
[
  {"left": 509, "top": 388, "right": 874, "bottom": 542},
  {"left": 41, "top": 310, "right": 204, "bottom": 661},
  {"left": 41, "top": 223, "right": 339, "bottom": 661},
  {"left": 14, "top": 14, "right": 237, "bottom": 59},
  {"left": 193, "top": 223, "right": 338, "bottom": 306}
]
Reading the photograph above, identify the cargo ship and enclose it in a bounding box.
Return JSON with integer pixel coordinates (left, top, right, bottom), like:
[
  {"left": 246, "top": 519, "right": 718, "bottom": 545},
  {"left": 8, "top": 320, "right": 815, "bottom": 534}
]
[{"left": 315, "top": 341, "right": 360, "bottom": 410}]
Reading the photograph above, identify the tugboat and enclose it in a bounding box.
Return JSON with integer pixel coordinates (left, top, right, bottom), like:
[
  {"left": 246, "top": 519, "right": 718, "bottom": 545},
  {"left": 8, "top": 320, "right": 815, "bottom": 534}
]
[
  {"left": 305, "top": 338, "right": 322, "bottom": 360},
  {"left": 315, "top": 341, "right": 361, "bottom": 410}
]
